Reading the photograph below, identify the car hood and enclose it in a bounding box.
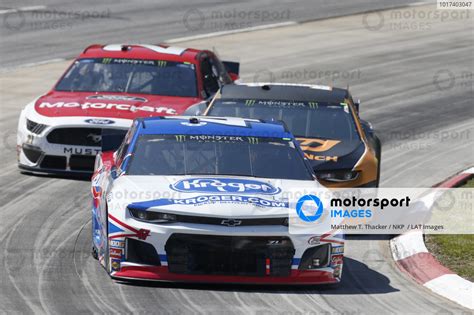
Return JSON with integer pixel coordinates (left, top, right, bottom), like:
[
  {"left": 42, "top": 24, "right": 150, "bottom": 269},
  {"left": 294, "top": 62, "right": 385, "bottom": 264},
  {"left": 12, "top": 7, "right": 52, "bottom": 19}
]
[
  {"left": 33, "top": 91, "right": 201, "bottom": 119},
  {"left": 109, "top": 175, "right": 322, "bottom": 217},
  {"left": 296, "top": 137, "right": 366, "bottom": 171}
]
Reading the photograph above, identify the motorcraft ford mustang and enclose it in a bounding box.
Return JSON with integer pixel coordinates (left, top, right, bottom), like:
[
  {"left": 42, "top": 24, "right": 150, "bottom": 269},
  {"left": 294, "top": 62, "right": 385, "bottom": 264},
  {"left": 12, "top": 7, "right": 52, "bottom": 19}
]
[
  {"left": 17, "top": 44, "right": 239, "bottom": 174},
  {"left": 205, "top": 83, "right": 381, "bottom": 187},
  {"left": 91, "top": 116, "right": 344, "bottom": 284}
]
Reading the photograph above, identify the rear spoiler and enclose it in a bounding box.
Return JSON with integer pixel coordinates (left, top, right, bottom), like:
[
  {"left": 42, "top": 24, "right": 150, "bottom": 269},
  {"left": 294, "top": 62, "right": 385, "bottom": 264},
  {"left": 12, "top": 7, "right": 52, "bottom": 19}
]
[
  {"left": 222, "top": 61, "right": 240, "bottom": 76},
  {"left": 101, "top": 129, "right": 127, "bottom": 152}
]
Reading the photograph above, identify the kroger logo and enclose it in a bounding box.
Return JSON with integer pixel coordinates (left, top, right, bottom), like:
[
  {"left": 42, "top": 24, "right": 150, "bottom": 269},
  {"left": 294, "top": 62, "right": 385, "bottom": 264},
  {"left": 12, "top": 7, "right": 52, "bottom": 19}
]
[
  {"left": 171, "top": 178, "right": 281, "bottom": 195},
  {"left": 85, "top": 118, "right": 115, "bottom": 125}
]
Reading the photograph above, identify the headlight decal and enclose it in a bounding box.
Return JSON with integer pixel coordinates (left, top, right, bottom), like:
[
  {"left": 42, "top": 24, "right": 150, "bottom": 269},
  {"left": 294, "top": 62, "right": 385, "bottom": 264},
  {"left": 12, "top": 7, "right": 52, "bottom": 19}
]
[
  {"left": 26, "top": 119, "right": 48, "bottom": 134},
  {"left": 316, "top": 170, "right": 360, "bottom": 182}
]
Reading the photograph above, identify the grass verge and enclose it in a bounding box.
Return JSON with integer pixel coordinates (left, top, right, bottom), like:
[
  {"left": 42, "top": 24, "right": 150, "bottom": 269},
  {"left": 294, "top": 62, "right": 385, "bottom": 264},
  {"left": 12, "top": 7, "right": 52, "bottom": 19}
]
[{"left": 425, "top": 178, "right": 474, "bottom": 281}]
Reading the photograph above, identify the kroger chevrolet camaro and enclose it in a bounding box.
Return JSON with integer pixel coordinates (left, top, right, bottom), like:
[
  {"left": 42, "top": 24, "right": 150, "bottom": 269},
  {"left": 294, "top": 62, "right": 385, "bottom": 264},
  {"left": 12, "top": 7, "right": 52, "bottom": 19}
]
[
  {"left": 17, "top": 44, "right": 239, "bottom": 174},
  {"left": 91, "top": 116, "right": 344, "bottom": 284},
  {"left": 205, "top": 83, "right": 381, "bottom": 187}
]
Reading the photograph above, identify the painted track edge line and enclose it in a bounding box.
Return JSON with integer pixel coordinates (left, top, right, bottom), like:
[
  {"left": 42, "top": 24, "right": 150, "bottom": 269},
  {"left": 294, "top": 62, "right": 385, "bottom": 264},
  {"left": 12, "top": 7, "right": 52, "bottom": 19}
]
[
  {"left": 3, "top": 2, "right": 434, "bottom": 70},
  {"left": 0, "top": 58, "right": 67, "bottom": 74},
  {"left": 165, "top": 2, "right": 434, "bottom": 44},
  {"left": 390, "top": 167, "right": 474, "bottom": 310},
  {"left": 165, "top": 21, "right": 298, "bottom": 44}
]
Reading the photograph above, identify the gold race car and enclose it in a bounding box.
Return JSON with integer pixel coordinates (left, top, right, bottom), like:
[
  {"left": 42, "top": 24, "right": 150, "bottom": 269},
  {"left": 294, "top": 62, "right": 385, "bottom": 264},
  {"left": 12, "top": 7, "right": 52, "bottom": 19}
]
[{"left": 203, "top": 83, "right": 381, "bottom": 187}]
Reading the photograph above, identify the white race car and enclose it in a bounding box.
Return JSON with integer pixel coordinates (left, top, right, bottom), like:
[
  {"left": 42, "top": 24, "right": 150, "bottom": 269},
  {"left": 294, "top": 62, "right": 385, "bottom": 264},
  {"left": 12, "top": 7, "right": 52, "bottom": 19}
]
[
  {"left": 17, "top": 44, "right": 239, "bottom": 175},
  {"left": 91, "top": 116, "right": 344, "bottom": 284}
]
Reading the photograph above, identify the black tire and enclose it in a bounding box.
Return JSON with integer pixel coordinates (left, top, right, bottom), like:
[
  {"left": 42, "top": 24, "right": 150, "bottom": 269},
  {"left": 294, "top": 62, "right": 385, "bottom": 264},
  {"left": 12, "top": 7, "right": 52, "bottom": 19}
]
[
  {"left": 104, "top": 206, "right": 110, "bottom": 274},
  {"left": 373, "top": 135, "right": 382, "bottom": 187},
  {"left": 91, "top": 246, "right": 99, "bottom": 260},
  {"left": 91, "top": 209, "right": 99, "bottom": 260}
]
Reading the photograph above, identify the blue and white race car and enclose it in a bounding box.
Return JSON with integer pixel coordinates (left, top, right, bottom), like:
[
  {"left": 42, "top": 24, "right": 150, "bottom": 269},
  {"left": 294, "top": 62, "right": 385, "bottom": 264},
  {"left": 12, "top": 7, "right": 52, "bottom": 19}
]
[{"left": 91, "top": 116, "right": 344, "bottom": 284}]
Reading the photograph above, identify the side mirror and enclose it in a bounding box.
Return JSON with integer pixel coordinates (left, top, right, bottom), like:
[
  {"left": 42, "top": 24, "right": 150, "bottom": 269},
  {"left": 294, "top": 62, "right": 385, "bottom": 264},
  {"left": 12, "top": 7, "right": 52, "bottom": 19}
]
[
  {"left": 354, "top": 100, "right": 360, "bottom": 114},
  {"left": 203, "top": 74, "right": 219, "bottom": 96},
  {"left": 228, "top": 72, "right": 239, "bottom": 82},
  {"left": 222, "top": 61, "right": 240, "bottom": 77}
]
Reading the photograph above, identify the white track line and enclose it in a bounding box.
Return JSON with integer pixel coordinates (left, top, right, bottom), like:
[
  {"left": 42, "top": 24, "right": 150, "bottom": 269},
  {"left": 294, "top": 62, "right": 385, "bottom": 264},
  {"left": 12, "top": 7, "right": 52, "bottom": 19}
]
[
  {"left": 0, "top": 58, "right": 66, "bottom": 74},
  {"left": 165, "top": 21, "right": 298, "bottom": 43},
  {"left": 166, "top": 1, "right": 434, "bottom": 44},
  {"left": 406, "top": 1, "right": 435, "bottom": 6},
  {"left": 0, "top": 5, "right": 47, "bottom": 15}
]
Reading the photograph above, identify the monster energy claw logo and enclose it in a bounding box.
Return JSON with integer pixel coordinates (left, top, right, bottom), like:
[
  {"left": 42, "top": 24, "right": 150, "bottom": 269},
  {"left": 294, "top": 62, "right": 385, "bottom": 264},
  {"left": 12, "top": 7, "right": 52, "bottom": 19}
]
[
  {"left": 247, "top": 137, "right": 259, "bottom": 144},
  {"left": 175, "top": 135, "right": 186, "bottom": 142},
  {"left": 102, "top": 58, "right": 113, "bottom": 64},
  {"left": 308, "top": 102, "right": 318, "bottom": 109},
  {"left": 245, "top": 100, "right": 256, "bottom": 106},
  {"left": 157, "top": 60, "right": 167, "bottom": 67}
]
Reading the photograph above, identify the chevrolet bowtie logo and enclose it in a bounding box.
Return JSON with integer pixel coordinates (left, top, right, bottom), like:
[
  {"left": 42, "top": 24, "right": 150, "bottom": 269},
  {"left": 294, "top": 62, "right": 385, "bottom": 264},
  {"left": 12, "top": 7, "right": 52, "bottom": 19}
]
[{"left": 221, "top": 219, "right": 242, "bottom": 227}]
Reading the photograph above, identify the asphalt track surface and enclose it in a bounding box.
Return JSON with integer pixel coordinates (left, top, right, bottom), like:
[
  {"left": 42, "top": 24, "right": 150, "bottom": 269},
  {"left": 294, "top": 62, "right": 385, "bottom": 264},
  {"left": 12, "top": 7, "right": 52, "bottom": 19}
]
[
  {"left": 1, "top": 0, "right": 422, "bottom": 68},
  {"left": 1, "top": 3, "right": 473, "bottom": 315}
]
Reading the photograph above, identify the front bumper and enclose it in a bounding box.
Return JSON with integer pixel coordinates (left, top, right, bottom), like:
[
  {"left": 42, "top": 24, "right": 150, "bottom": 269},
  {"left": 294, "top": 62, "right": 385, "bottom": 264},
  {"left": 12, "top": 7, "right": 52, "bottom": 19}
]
[
  {"left": 318, "top": 178, "right": 378, "bottom": 188},
  {"left": 18, "top": 142, "right": 101, "bottom": 174},
  {"left": 17, "top": 113, "right": 129, "bottom": 174},
  {"left": 103, "top": 213, "right": 344, "bottom": 284},
  {"left": 113, "top": 265, "right": 339, "bottom": 284},
  {"left": 18, "top": 163, "right": 93, "bottom": 176}
]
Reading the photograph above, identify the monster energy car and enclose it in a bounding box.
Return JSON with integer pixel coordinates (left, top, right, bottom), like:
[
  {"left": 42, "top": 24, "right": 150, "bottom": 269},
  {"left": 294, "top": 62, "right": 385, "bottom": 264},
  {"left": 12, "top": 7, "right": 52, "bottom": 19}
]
[
  {"left": 17, "top": 44, "right": 239, "bottom": 175},
  {"left": 91, "top": 116, "right": 344, "bottom": 283},
  {"left": 205, "top": 83, "right": 381, "bottom": 188}
]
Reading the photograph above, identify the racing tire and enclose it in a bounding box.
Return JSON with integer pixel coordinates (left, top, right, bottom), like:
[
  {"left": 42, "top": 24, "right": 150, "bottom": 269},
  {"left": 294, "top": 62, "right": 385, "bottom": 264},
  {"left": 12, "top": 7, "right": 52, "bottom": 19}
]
[
  {"left": 104, "top": 206, "right": 111, "bottom": 274},
  {"left": 91, "top": 209, "right": 99, "bottom": 260},
  {"left": 92, "top": 246, "right": 99, "bottom": 260},
  {"left": 373, "top": 135, "right": 382, "bottom": 187}
]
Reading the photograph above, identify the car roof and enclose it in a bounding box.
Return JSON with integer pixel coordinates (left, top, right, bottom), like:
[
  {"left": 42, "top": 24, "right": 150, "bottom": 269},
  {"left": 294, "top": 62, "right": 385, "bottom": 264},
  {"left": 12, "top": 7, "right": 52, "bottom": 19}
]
[
  {"left": 135, "top": 116, "right": 293, "bottom": 138},
  {"left": 218, "top": 83, "right": 350, "bottom": 103},
  {"left": 78, "top": 44, "right": 203, "bottom": 63}
]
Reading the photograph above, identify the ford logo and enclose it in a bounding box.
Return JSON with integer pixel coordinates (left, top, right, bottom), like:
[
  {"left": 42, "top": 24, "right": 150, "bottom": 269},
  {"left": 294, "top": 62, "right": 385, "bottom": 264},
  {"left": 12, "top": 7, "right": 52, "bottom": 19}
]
[
  {"left": 87, "top": 95, "right": 148, "bottom": 102},
  {"left": 171, "top": 178, "right": 281, "bottom": 195},
  {"left": 85, "top": 118, "right": 115, "bottom": 125}
]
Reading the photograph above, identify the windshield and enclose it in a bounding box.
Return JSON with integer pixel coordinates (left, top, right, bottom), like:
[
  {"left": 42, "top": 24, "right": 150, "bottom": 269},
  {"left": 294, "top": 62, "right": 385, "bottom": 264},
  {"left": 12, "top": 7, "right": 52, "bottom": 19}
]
[
  {"left": 55, "top": 58, "right": 198, "bottom": 97},
  {"left": 126, "top": 134, "right": 313, "bottom": 180},
  {"left": 208, "top": 99, "right": 359, "bottom": 140}
]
